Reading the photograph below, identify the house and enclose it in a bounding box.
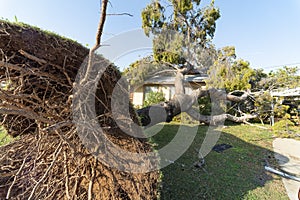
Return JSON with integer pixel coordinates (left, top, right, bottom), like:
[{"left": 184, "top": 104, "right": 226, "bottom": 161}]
[
  {"left": 131, "top": 74, "right": 207, "bottom": 107},
  {"left": 270, "top": 87, "right": 300, "bottom": 99},
  {"left": 271, "top": 87, "right": 300, "bottom": 113}
]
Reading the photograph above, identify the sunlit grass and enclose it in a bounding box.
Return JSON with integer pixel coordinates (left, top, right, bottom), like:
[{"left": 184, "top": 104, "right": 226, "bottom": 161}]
[
  {"left": 0, "top": 19, "right": 82, "bottom": 46},
  {"left": 146, "top": 123, "right": 288, "bottom": 200}
]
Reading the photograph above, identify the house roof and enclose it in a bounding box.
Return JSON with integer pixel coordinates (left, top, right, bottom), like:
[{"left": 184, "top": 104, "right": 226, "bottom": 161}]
[
  {"left": 144, "top": 75, "right": 208, "bottom": 85},
  {"left": 271, "top": 88, "right": 300, "bottom": 97}
]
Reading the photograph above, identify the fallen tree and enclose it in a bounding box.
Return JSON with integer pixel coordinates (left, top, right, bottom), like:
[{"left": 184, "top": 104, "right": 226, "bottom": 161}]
[
  {"left": 136, "top": 62, "right": 257, "bottom": 127},
  {"left": 135, "top": 0, "right": 257, "bottom": 127}
]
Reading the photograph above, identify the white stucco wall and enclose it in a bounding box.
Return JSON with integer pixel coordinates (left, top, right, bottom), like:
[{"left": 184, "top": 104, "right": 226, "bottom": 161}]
[{"left": 132, "top": 86, "right": 144, "bottom": 107}]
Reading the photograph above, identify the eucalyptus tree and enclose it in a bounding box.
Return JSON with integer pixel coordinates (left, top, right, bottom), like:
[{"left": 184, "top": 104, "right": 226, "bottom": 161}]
[
  {"left": 136, "top": 1, "right": 257, "bottom": 126},
  {"left": 141, "top": 0, "right": 219, "bottom": 67}
]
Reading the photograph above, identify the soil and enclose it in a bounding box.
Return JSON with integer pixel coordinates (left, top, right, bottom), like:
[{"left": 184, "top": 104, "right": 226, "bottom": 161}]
[{"left": 0, "top": 20, "right": 159, "bottom": 199}]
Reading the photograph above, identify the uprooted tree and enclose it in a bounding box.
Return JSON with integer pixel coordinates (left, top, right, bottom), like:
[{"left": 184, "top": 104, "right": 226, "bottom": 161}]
[
  {"left": 0, "top": 1, "right": 161, "bottom": 198},
  {"left": 0, "top": 21, "right": 162, "bottom": 200}
]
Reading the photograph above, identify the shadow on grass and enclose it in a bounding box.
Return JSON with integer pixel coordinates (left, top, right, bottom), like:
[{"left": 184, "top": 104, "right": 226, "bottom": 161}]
[{"left": 145, "top": 123, "right": 289, "bottom": 200}]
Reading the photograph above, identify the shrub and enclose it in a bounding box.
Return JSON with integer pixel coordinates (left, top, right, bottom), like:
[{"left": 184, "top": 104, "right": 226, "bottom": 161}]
[
  {"left": 172, "top": 112, "right": 198, "bottom": 124},
  {"left": 198, "top": 96, "right": 212, "bottom": 115},
  {"left": 143, "top": 91, "right": 166, "bottom": 107},
  {"left": 272, "top": 119, "right": 298, "bottom": 138}
]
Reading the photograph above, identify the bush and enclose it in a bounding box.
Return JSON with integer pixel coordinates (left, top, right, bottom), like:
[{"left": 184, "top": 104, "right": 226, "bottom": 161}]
[
  {"left": 172, "top": 112, "right": 198, "bottom": 124},
  {"left": 198, "top": 96, "right": 212, "bottom": 115},
  {"left": 272, "top": 119, "right": 298, "bottom": 138},
  {"left": 143, "top": 91, "right": 166, "bottom": 107}
]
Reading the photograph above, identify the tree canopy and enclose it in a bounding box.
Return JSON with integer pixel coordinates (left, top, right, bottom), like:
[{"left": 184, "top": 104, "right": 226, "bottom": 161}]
[{"left": 141, "top": 0, "right": 220, "bottom": 65}]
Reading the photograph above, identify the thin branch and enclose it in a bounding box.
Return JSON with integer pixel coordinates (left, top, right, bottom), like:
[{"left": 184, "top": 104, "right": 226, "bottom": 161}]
[
  {"left": 42, "top": 121, "right": 73, "bottom": 133},
  {"left": 81, "top": 0, "right": 109, "bottom": 84},
  {"left": 195, "top": 88, "right": 249, "bottom": 103},
  {"left": 186, "top": 108, "right": 257, "bottom": 125},
  {"left": 161, "top": 61, "right": 179, "bottom": 70},
  {"left": 243, "top": 121, "right": 269, "bottom": 130},
  {"left": 0, "top": 61, "right": 69, "bottom": 87},
  {"left": 0, "top": 106, "right": 53, "bottom": 125},
  {"left": 107, "top": 13, "right": 133, "bottom": 17},
  {"left": 95, "top": 0, "right": 109, "bottom": 48},
  {"left": 148, "top": 69, "right": 176, "bottom": 77},
  {"left": 64, "top": 150, "right": 71, "bottom": 200}
]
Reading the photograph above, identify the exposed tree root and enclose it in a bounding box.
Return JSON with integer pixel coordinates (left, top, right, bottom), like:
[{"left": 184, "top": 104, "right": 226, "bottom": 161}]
[{"left": 0, "top": 20, "right": 159, "bottom": 199}]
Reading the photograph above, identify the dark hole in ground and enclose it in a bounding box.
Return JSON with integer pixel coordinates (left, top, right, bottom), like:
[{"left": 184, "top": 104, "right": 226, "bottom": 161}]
[{"left": 212, "top": 143, "right": 233, "bottom": 153}]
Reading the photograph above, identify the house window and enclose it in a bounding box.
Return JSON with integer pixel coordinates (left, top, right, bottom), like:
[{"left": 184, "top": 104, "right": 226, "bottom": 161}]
[{"left": 144, "top": 85, "right": 159, "bottom": 100}]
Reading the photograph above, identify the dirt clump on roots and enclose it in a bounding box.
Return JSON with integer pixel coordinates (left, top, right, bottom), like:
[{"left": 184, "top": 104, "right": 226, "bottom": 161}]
[{"left": 0, "top": 20, "right": 159, "bottom": 199}]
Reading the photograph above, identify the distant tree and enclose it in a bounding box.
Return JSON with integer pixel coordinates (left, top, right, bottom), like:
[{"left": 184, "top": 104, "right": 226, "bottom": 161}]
[
  {"left": 253, "top": 92, "right": 290, "bottom": 124},
  {"left": 206, "top": 46, "right": 255, "bottom": 92},
  {"left": 252, "top": 66, "right": 300, "bottom": 124},
  {"left": 126, "top": 0, "right": 220, "bottom": 86},
  {"left": 259, "top": 66, "right": 300, "bottom": 90},
  {"left": 253, "top": 91, "right": 273, "bottom": 123},
  {"left": 249, "top": 68, "right": 268, "bottom": 91}
]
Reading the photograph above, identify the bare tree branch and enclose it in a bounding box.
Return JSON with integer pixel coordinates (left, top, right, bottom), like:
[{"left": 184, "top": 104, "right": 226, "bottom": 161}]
[
  {"left": 107, "top": 13, "right": 133, "bottom": 17},
  {"left": 243, "top": 121, "right": 269, "bottom": 130},
  {"left": 42, "top": 121, "right": 73, "bottom": 133},
  {"left": 81, "top": 0, "right": 108, "bottom": 84},
  {"left": 6, "top": 153, "right": 30, "bottom": 199},
  {"left": 186, "top": 108, "right": 257, "bottom": 125},
  {"left": 95, "top": 0, "right": 109, "bottom": 48},
  {"left": 88, "top": 161, "right": 96, "bottom": 200}
]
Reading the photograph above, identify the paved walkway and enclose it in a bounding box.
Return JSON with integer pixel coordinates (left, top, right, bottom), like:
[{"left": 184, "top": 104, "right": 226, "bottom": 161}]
[{"left": 273, "top": 138, "right": 300, "bottom": 200}]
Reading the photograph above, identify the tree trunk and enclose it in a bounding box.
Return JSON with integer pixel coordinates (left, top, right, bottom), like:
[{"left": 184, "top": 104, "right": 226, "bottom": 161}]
[{"left": 137, "top": 63, "right": 257, "bottom": 126}]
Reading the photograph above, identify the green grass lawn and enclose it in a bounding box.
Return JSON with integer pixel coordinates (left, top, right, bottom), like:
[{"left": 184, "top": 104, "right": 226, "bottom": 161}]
[{"left": 145, "top": 123, "right": 289, "bottom": 200}]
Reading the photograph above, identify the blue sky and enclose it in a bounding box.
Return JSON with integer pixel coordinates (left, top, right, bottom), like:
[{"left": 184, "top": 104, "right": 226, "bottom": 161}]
[{"left": 1, "top": 0, "right": 300, "bottom": 71}]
